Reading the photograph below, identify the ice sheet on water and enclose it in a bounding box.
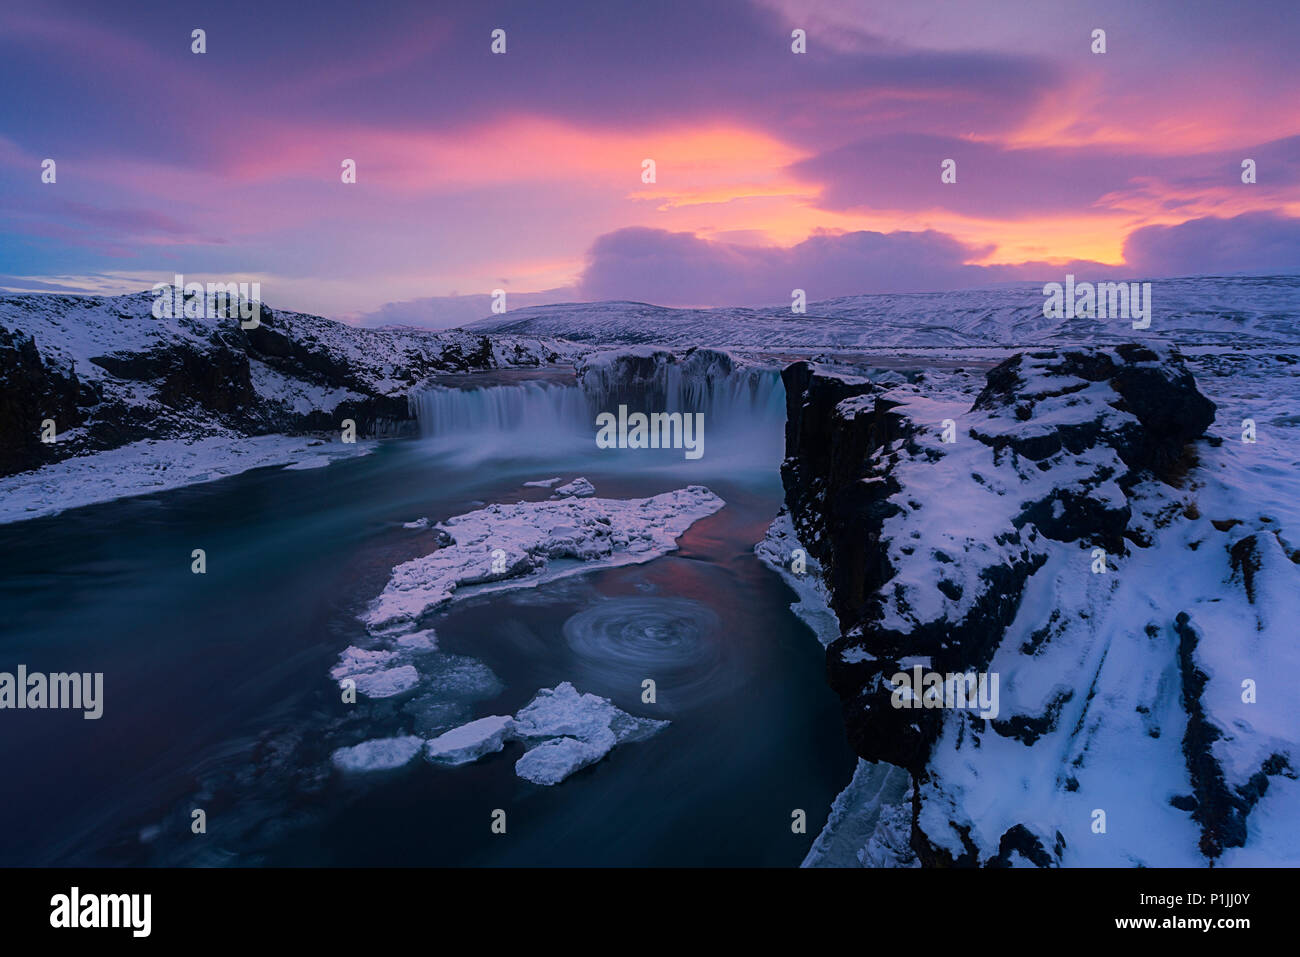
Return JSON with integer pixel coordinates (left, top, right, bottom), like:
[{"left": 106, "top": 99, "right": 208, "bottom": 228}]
[
  {"left": 421, "top": 682, "right": 669, "bottom": 784},
  {"left": 425, "top": 715, "right": 515, "bottom": 766},
  {"left": 363, "top": 485, "right": 724, "bottom": 630},
  {"left": 331, "top": 735, "right": 424, "bottom": 773}
]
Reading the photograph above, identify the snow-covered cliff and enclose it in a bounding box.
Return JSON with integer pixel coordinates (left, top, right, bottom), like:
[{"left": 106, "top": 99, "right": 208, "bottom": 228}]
[{"left": 774, "top": 345, "right": 1300, "bottom": 866}]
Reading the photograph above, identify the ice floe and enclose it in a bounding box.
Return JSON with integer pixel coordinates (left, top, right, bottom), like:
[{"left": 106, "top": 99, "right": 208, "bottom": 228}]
[
  {"left": 352, "top": 665, "right": 420, "bottom": 699},
  {"left": 425, "top": 715, "right": 515, "bottom": 766},
  {"left": 362, "top": 485, "right": 724, "bottom": 631},
  {"left": 551, "top": 477, "right": 595, "bottom": 498},
  {"left": 331, "top": 735, "right": 424, "bottom": 773}
]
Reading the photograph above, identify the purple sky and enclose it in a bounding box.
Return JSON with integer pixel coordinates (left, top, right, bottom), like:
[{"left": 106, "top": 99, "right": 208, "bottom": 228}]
[{"left": 1, "top": 0, "right": 1297, "bottom": 326}]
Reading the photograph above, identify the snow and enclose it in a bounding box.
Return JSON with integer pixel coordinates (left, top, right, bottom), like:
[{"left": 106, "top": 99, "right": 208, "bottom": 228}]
[
  {"left": 860, "top": 359, "right": 1210, "bottom": 863},
  {"left": 247, "top": 358, "right": 364, "bottom": 414},
  {"left": 362, "top": 485, "right": 725, "bottom": 632},
  {"left": 331, "top": 735, "right": 424, "bottom": 773},
  {"left": 786, "top": 344, "right": 1300, "bottom": 865},
  {"left": 425, "top": 715, "right": 515, "bottom": 766},
  {"left": 0, "top": 434, "right": 374, "bottom": 524},
  {"left": 463, "top": 276, "right": 1300, "bottom": 351},
  {"left": 0, "top": 290, "right": 563, "bottom": 399}
]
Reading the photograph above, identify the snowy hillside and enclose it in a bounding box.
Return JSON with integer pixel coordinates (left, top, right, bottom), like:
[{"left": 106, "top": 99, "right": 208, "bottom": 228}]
[
  {"left": 463, "top": 276, "right": 1300, "bottom": 350},
  {"left": 0, "top": 290, "right": 568, "bottom": 481}
]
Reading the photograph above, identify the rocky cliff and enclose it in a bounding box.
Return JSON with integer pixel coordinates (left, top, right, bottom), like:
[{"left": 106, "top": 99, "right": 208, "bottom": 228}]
[
  {"left": 0, "top": 291, "right": 566, "bottom": 477},
  {"left": 778, "top": 345, "right": 1300, "bottom": 866}
]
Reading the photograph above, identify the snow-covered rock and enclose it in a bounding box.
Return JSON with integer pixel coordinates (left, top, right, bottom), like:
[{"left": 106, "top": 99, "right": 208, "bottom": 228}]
[
  {"left": 331, "top": 735, "right": 424, "bottom": 773},
  {"left": 0, "top": 290, "right": 565, "bottom": 489},
  {"left": 782, "top": 344, "right": 1300, "bottom": 866},
  {"left": 363, "top": 486, "right": 725, "bottom": 631}
]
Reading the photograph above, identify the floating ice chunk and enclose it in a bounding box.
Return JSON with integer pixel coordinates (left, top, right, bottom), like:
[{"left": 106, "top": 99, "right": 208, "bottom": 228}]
[
  {"left": 331, "top": 735, "right": 423, "bottom": 773},
  {"left": 362, "top": 485, "right": 724, "bottom": 630},
  {"left": 551, "top": 477, "right": 595, "bottom": 498},
  {"left": 284, "top": 457, "right": 332, "bottom": 470},
  {"left": 523, "top": 477, "right": 562, "bottom": 488},
  {"left": 609, "top": 709, "right": 671, "bottom": 745},
  {"left": 422, "top": 654, "right": 504, "bottom": 700},
  {"left": 515, "top": 730, "right": 616, "bottom": 786},
  {"left": 330, "top": 646, "right": 398, "bottom": 681},
  {"left": 509, "top": 682, "right": 668, "bottom": 785},
  {"left": 395, "top": 629, "right": 438, "bottom": 652},
  {"left": 403, "top": 517, "right": 430, "bottom": 529},
  {"left": 425, "top": 715, "right": 515, "bottom": 766},
  {"left": 353, "top": 664, "right": 420, "bottom": 699},
  {"left": 512, "top": 681, "right": 620, "bottom": 741}
]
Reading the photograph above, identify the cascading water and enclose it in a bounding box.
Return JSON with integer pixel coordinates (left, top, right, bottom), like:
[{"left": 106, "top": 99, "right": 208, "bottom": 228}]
[
  {"left": 407, "top": 350, "right": 787, "bottom": 469},
  {"left": 408, "top": 380, "right": 594, "bottom": 457}
]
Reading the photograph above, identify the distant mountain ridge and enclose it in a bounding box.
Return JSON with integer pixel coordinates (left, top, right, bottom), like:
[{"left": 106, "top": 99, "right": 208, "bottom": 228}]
[{"left": 460, "top": 276, "right": 1300, "bottom": 350}]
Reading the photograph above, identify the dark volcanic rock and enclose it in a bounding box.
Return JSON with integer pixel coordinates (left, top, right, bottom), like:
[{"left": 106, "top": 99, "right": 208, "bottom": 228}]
[{"left": 0, "top": 328, "right": 96, "bottom": 476}]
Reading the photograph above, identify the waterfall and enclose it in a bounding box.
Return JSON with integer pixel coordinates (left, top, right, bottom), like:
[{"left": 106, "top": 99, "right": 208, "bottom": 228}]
[
  {"left": 408, "top": 355, "right": 786, "bottom": 466},
  {"left": 409, "top": 381, "right": 592, "bottom": 438}
]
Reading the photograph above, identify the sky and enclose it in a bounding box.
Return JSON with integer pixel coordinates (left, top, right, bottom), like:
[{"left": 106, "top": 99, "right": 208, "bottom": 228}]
[{"left": 1, "top": 0, "right": 1297, "bottom": 327}]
